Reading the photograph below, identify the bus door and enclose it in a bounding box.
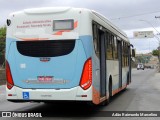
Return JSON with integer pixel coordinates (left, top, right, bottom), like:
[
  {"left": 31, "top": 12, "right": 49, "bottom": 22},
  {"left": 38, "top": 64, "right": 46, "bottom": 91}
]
[
  {"left": 99, "top": 29, "right": 106, "bottom": 97},
  {"left": 117, "top": 40, "right": 122, "bottom": 88}
]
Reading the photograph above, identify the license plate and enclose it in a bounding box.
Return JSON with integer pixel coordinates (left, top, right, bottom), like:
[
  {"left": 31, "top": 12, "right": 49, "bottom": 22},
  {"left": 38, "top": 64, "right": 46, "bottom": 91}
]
[{"left": 38, "top": 76, "right": 53, "bottom": 82}]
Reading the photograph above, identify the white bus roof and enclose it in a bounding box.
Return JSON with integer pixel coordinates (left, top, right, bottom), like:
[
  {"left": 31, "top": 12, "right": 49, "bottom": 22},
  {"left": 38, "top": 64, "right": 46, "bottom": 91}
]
[{"left": 91, "top": 10, "right": 128, "bottom": 39}]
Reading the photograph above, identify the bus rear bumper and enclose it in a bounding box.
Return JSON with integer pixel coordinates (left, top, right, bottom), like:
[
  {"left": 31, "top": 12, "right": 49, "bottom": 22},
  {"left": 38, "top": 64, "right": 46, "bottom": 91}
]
[{"left": 6, "top": 86, "right": 92, "bottom": 102}]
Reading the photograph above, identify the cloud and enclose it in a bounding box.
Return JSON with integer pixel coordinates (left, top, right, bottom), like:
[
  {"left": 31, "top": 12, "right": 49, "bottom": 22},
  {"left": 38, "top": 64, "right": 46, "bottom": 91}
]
[
  {"left": 1, "top": 0, "right": 160, "bottom": 29},
  {"left": 0, "top": 0, "right": 48, "bottom": 27},
  {"left": 1, "top": 0, "right": 160, "bottom": 53}
]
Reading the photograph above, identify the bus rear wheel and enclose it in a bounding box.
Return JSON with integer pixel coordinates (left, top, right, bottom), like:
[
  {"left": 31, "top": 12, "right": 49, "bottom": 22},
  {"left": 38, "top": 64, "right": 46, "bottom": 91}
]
[{"left": 101, "top": 81, "right": 112, "bottom": 106}]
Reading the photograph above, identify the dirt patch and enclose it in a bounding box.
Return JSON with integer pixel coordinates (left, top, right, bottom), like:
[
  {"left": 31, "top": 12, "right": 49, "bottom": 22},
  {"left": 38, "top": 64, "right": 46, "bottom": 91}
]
[{"left": 0, "top": 69, "right": 6, "bottom": 85}]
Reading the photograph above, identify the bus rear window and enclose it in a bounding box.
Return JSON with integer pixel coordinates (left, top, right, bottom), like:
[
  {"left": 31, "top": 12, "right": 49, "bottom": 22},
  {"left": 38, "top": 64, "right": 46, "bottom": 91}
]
[{"left": 16, "top": 40, "right": 75, "bottom": 57}]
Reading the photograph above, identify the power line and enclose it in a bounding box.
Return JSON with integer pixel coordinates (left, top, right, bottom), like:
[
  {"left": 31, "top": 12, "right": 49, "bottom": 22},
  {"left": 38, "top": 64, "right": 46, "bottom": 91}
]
[
  {"left": 139, "top": 20, "right": 160, "bottom": 35},
  {"left": 111, "top": 10, "right": 160, "bottom": 20}
]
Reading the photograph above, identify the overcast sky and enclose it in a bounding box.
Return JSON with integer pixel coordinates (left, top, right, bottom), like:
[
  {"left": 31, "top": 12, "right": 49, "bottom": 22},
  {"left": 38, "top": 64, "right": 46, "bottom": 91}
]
[{"left": 1, "top": 0, "right": 160, "bottom": 53}]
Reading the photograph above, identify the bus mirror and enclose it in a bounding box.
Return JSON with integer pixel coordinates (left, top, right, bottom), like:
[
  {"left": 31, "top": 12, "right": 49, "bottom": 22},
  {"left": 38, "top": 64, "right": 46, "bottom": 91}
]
[
  {"left": 7, "top": 19, "right": 11, "bottom": 26},
  {"left": 132, "top": 49, "right": 135, "bottom": 57}
]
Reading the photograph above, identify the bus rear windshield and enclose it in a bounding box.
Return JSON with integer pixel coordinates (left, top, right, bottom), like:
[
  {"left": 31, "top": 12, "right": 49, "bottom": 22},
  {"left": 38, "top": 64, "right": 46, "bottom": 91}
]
[{"left": 16, "top": 40, "right": 75, "bottom": 57}]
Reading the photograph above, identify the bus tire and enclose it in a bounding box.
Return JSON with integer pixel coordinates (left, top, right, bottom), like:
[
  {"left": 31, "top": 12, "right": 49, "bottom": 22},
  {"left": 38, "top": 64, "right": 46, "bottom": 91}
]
[
  {"left": 127, "top": 72, "right": 129, "bottom": 85},
  {"left": 108, "top": 79, "right": 112, "bottom": 101},
  {"left": 100, "top": 97, "right": 109, "bottom": 106},
  {"left": 101, "top": 79, "right": 112, "bottom": 106}
]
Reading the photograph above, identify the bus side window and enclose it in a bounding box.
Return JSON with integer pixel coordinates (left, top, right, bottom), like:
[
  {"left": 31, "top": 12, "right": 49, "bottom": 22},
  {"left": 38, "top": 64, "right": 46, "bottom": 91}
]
[
  {"left": 106, "top": 33, "right": 114, "bottom": 60},
  {"left": 122, "top": 41, "right": 125, "bottom": 67},
  {"left": 114, "top": 36, "right": 118, "bottom": 60},
  {"left": 92, "top": 23, "right": 99, "bottom": 57},
  {"left": 122, "top": 41, "right": 129, "bottom": 67},
  {"left": 126, "top": 43, "right": 129, "bottom": 66},
  {"left": 124, "top": 41, "right": 126, "bottom": 67},
  {"left": 124, "top": 42, "right": 128, "bottom": 66}
]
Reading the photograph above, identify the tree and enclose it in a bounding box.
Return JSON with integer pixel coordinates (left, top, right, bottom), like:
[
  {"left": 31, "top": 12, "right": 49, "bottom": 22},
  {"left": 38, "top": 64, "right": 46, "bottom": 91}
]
[
  {"left": 0, "top": 27, "right": 6, "bottom": 41},
  {"left": 152, "top": 49, "right": 160, "bottom": 57},
  {"left": 0, "top": 27, "right": 6, "bottom": 65}
]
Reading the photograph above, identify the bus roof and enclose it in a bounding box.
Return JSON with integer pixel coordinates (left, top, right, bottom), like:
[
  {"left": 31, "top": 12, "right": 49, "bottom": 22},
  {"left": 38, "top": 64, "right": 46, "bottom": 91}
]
[{"left": 91, "top": 11, "right": 128, "bottom": 39}]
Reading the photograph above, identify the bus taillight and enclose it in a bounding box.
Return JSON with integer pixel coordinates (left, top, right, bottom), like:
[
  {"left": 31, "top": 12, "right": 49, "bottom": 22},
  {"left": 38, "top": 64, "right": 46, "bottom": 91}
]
[
  {"left": 80, "top": 58, "right": 92, "bottom": 90},
  {"left": 6, "top": 60, "right": 14, "bottom": 89}
]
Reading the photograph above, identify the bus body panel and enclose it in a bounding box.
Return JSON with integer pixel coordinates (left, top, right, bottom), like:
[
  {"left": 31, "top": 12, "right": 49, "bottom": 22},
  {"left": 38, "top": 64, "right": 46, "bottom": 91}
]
[
  {"left": 6, "top": 86, "right": 92, "bottom": 101},
  {"left": 6, "top": 7, "right": 131, "bottom": 104}
]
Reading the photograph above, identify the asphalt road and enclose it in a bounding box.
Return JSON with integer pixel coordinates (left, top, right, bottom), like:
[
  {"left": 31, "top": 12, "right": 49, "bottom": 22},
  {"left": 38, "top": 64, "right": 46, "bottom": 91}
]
[{"left": 0, "top": 68, "right": 160, "bottom": 120}]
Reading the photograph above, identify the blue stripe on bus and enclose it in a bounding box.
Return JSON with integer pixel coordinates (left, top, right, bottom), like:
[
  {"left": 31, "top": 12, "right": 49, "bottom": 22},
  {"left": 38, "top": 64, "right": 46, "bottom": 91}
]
[
  {"left": 6, "top": 36, "right": 92, "bottom": 89},
  {"left": 80, "top": 36, "right": 93, "bottom": 58}
]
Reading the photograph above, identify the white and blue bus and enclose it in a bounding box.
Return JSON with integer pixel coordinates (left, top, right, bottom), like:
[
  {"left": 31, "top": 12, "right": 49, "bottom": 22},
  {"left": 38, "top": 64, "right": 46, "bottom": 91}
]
[{"left": 6, "top": 7, "right": 134, "bottom": 105}]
